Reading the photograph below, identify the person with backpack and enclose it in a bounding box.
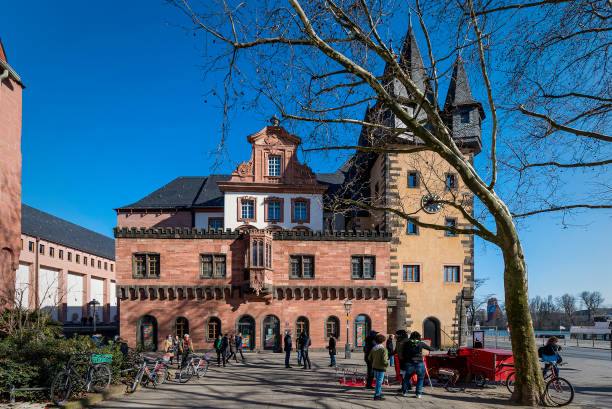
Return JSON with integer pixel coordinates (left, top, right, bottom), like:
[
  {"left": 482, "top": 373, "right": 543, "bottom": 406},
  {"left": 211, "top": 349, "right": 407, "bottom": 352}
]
[
  {"left": 327, "top": 336, "right": 337, "bottom": 367},
  {"left": 300, "top": 332, "right": 312, "bottom": 369},
  {"left": 368, "top": 333, "right": 389, "bottom": 401},
  {"left": 363, "top": 330, "right": 378, "bottom": 390},
  {"left": 540, "top": 336, "right": 562, "bottom": 377},
  {"left": 179, "top": 333, "right": 194, "bottom": 369},
  {"left": 284, "top": 330, "right": 293, "bottom": 368},
  {"left": 235, "top": 332, "right": 246, "bottom": 362},
  {"left": 401, "top": 331, "right": 436, "bottom": 398},
  {"left": 214, "top": 334, "right": 224, "bottom": 367}
]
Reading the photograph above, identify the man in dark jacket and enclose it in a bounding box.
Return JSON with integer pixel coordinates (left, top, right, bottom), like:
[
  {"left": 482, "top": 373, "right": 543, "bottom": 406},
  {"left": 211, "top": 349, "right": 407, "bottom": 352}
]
[
  {"left": 363, "top": 330, "right": 378, "bottom": 389},
  {"left": 300, "top": 332, "right": 312, "bottom": 369},
  {"left": 284, "top": 331, "right": 293, "bottom": 368},
  {"left": 327, "top": 336, "right": 337, "bottom": 367},
  {"left": 214, "top": 334, "right": 223, "bottom": 367},
  {"left": 394, "top": 330, "right": 408, "bottom": 393},
  {"left": 221, "top": 334, "right": 230, "bottom": 366},
  {"left": 401, "top": 331, "right": 436, "bottom": 398}
]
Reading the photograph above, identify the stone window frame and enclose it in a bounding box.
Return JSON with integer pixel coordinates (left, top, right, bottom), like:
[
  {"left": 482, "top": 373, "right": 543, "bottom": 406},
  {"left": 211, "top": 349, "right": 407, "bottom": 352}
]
[
  {"left": 132, "top": 252, "right": 161, "bottom": 279},
  {"left": 199, "top": 253, "right": 227, "bottom": 279},
  {"left": 104, "top": 262, "right": 108, "bottom": 270},
  {"left": 407, "top": 171, "right": 420, "bottom": 188},
  {"left": 76, "top": 254, "right": 80, "bottom": 264},
  {"left": 402, "top": 264, "right": 422, "bottom": 282},
  {"left": 264, "top": 197, "right": 284, "bottom": 223},
  {"left": 98, "top": 260, "right": 102, "bottom": 269},
  {"left": 288, "top": 254, "right": 315, "bottom": 279},
  {"left": 84, "top": 256, "right": 88, "bottom": 265},
  {"left": 445, "top": 172, "right": 458, "bottom": 190},
  {"left": 237, "top": 196, "right": 257, "bottom": 222},
  {"left": 443, "top": 265, "right": 462, "bottom": 283},
  {"left": 406, "top": 217, "right": 419, "bottom": 235},
  {"left": 28, "top": 241, "right": 34, "bottom": 252},
  {"left": 291, "top": 197, "right": 310, "bottom": 224},
  {"left": 350, "top": 255, "right": 376, "bottom": 280},
  {"left": 67, "top": 251, "right": 72, "bottom": 261},
  {"left": 110, "top": 264, "right": 114, "bottom": 272},
  {"left": 444, "top": 218, "right": 458, "bottom": 237},
  {"left": 208, "top": 217, "right": 224, "bottom": 230},
  {"left": 206, "top": 316, "right": 222, "bottom": 342},
  {"left": 59, "top": 249, "right": 64, "bottom": 260},
  {"left": 267, "top": 154, "right": 282, "bottom": 177},
  {"left": 325, "top": 315, "right": 341, "bottom": 340}
]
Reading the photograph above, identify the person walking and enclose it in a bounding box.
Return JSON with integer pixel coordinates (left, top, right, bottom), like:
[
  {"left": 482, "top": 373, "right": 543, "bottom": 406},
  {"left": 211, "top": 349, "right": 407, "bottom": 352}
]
[
  {"left": 229, "top": 335, "right": 238, "bottom": 362},
  {"left": 221, "top": 334, "right": 230, "bottom": 366},
  {"left": 394, "top": 330, "right": 409, "bottom": 394},
  {"left": 386, "top": 334, "right": 395, "bottom": 368},
  {"left": 327, "top": 336, "right": 337, "bottom": 367},
  {"left": 368, "top": 333, "right": 389, "bottom": 401},
  {"left": 363, "top": 330, "right": 378, "bottom": 390},
  {"left": 173, "top": 335, "right": 181, "bottom": 367},
  {"left": 296, "top": 334, "right": 302, "bottom": 366},
  {"left": 214, "top": 334, "right": 224, "bottom": 367},
  {"left": 284, "top": 331, "right": 293, "bottom": 368},
  {"left": 401, "top": 331, "right": 436, "bottom": 398},
  {"left": 235, "top": 332, "right": 246, "bottom": 362},
  {"left": 300, "top": 332, "right": 312, "bottom": 370},
  {"left": 164, "top": 334, "right": 175, "bottom": 365},
  {"left": 179, "top": 333, "right": 194, "bottom": 369}
]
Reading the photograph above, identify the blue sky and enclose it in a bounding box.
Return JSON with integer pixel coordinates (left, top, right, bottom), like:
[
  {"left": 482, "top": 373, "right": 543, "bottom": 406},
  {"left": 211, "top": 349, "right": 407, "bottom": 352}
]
[{"left": 2, "top": 1, "right": 610, "bottom": 308}]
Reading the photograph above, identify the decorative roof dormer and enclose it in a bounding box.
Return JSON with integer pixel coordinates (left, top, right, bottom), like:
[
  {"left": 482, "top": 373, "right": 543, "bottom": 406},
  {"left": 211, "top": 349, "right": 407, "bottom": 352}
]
[{"left": 218, "top": 126, "right": 327, "bottom": 194}]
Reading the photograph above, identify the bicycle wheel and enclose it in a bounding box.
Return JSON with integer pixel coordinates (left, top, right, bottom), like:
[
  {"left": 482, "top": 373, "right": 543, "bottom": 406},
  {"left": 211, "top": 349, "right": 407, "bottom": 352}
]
[
  {"left": 153, "top": 367, "right": 168, "bottom": 385},
  {"left": 51, "top": 370, "right": 72, "bottom": 404},
  {"left": 130, "top": 367, "right": 144, "bottom": 393},
  {"left": 196, "top": 361, "right": 209, "bottom": 378},
  {"left": 90, "top": 364, "right": 111, "bottom": 392},
  {"left": 505, "top": 372, "right": 515, "bottom": 394},
  {"left": 473, "top": 371, "right": 487, "bottom": 387},
  {"left": 178, "top": 366, "right": 193, "bottom": 383},
  {"left": 546, "top": 377, "right": 574, "bottom": 407}
]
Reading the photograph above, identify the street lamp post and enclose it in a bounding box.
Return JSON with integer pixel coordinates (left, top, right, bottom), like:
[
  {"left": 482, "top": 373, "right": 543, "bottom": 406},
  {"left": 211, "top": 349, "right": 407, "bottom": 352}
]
[
  {"left": 88, "top": 299, "right": 100, "bottom": 334},
  {"left": 344, "top": 299, "right": 352, "bottom": 359}
]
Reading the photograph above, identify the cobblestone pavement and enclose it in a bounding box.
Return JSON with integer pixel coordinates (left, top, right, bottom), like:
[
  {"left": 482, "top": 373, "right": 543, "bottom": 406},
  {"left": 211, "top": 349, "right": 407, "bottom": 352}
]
[{"left": 92, "top": 351, "right": 607, "bottom": 409}]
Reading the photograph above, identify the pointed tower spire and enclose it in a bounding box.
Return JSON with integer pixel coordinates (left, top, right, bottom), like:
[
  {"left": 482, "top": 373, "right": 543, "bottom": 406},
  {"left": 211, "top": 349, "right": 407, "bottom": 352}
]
[
  {"left": 444, "top": 55, "right": 475, "bottom": 110},
  {"left": 397, "top": 25, "right": 429, "bottom": 94}
]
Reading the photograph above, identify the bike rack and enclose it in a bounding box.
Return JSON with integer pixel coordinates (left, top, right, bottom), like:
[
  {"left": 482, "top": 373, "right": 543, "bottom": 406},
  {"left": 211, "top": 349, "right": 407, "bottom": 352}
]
[{"left": 9, "top": 385, "right": 49, "bottom": 404}]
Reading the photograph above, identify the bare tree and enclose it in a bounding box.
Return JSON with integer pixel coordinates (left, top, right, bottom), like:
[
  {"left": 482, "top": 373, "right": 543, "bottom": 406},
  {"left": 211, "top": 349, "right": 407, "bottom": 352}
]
[
  {"left": 168, "top": 0, "right": 611, "bottom": 404},
  {"left": 529, "top": 295, "right": 558, "bottom": 330},
  {"left": 555, "top": 294, "right": 577, "bottom": 326},
  {"left": 466, "top": 278, "right": 493, "bottom": 328},
  {"left": 579, "top": 291, "right": 605, "bottom": 323}
]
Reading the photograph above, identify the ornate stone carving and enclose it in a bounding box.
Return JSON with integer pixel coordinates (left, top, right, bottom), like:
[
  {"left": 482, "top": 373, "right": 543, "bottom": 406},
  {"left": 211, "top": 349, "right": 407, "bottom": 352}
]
[
  {"left": 236, "top": 160, "right": 253, "bottom": 176},
  {"left": 264, "top": 135, "right": 279, "bottom": 146}
]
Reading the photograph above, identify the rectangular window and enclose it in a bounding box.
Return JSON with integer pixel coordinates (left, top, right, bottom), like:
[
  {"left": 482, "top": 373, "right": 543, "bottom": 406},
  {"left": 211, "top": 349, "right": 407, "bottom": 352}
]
[
  {"left": 289, "top": 255, "right": 315, "bottom": 279},
  {"left": 445, "top": 218, "right": 457, "bottom": 236},
  {"left": 444, "top": 266, "right": 461, "bottom": 283},
  {"left": 208, "top": 218, "right": 223, "bottom": 230},
  {"left": 267, "top": 201, "right": 281, "bottom": 221},
  {"left": 445, "top": 173, "right": 458, "bottom": 189},
  {"left": 67, "top": 252, "right": 72, "bottom": 261},
  {"left": 200, "top": 254, "right": 226, "bottom": 278},
  {"left": 265, "top": 243, "right": 271, "bottom": 268},
  {"left": 110, "top": 264, "right": 114, "bottom": 272},
  {"left": 39, "top": 244, "right": 45, "bottom": 255},
  {"left": 241, "top": 199, "right": 255, "bottom": 220},
  {"left": 351, "top": 256, "right": 376, "bottom": 279},
  {"left": 59, "top": 249, "right": 63, "bottom": 260},
  {"left": 268, "top": 155, "right": 281, "bottom": 176},
  {"left": 98, "top": 260, "right": 102, "bottom": 268},
  {"left": 76, "top": 254, "right": 80, "bottom": 263},
  {"left": 104, "top": 262, "right": 108, "bottom": 270},
  {"left": 407, "top": 171, "right": 419, "bottom": 188},
  {"left": 293, "top": 201, "right": 307, "bottom": 221},
  {"left": 403, "top": 265, "right": 420, "bottom": 282},
  {"left": 20, "top": 239, "right": 23, "bottom": 250},
  {"left": 28, "top": 241, "right": 34, "bottom": 252},
  {"left": 406, "top": 219, "right": 419, "bottom": 235},
  {"left": 461, "top": 112, "right": 470, "bottom": 123},
  {"left": 91, "top": 258, "right": 94, "bottom": 267},
  {"left": 133, "top": 253, "right": 161, "bottom": 278},
  {"left": 49, "top": 247, "right": 55, "bottom": 257}
]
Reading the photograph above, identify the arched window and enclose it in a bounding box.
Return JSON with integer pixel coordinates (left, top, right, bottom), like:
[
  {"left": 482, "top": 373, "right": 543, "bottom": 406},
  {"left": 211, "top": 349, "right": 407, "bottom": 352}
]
[
  {"left": 207, "top": 317, "right": 221, "bottom": 341},
  {"left": 354, "top": 314, "right": 371, "bottom": 349},
  {"left": 296, "top": 316, "right": 309, "bottom": 338},
  {"left": 237, "top": 315, "right": 256, "bottom": 350},
  {"left": 326, "top": 316, "right": 340, "bottom": 340},
  {"left": 137, "top": 315, "right": 158, "bottom": 351},
  {"left": 174, "top": 316, "right": 189, "bottom": 338}
]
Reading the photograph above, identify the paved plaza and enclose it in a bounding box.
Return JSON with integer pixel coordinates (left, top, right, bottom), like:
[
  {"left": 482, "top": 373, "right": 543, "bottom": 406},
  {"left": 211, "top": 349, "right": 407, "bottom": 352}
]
[{"left": 91, "top": 350, "right": 609, "bottom": 409}]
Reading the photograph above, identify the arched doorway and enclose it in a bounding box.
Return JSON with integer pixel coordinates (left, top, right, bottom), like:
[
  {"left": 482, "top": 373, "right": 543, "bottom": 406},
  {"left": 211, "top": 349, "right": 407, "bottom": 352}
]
[
  {"left": 137, "top": 315, "right": 158, "bottom": 351},
  {"left": 354, "top": 314, "right": 371, "bottom": 350},
  {"left": 296, "top": 316, "right": 309, "bottom": 338},
  {"left": 262, "top": 314, "right": 280, "bottom": 351},
  {"left": 423, "top": 317, "right": 441, "bottom": 348},
  {"left": 174, "top": 316, "right": 189, "bottom": 338},
  {"left": 237, "top": 315, "right": 256, "bottom": 350}
]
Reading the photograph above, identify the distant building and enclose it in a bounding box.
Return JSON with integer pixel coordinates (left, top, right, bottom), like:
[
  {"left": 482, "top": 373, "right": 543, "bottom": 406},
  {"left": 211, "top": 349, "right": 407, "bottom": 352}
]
[
  {"left": 486, "top": 298, "right": 504, "bottom": 327},
  {"left": 0, "top": 38, "right": 25, "bottom": 307},
  {"left": 17, "top": 205, "right": 117, "bottom": 333}
]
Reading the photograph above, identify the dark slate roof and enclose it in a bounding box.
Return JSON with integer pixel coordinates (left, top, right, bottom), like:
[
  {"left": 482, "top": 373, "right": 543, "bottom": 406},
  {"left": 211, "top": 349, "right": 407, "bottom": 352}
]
[
  {"left": 444, "top": 56, "right": 476, "bottom": 109},
  {"left": 119, "top": 177, "right": 208, "bottom": 209},
  {"left": 397, "top": 25, "right": 430, "bottom": 95},
  {"left": 21, "top": 204, "right": 115, "bottom": 260},
  {"left": 193, "top": 175, "right": 231, "bottom": 207}
]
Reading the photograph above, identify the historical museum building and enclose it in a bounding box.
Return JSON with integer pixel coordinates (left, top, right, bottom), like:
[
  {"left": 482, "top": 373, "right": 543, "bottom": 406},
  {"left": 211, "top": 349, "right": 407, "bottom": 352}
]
[
  {"left": 0, "top": 38, "right": 24, "bottom": 307},
  {"left": 17, "top": 205, "right": 117, "bottom": 333},
  {"left": 115, "top": 25, "right": 481, "bottom": 351}
]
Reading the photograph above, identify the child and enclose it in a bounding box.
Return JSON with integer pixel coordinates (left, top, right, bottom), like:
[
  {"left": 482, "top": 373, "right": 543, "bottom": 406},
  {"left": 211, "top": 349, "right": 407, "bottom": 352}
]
[{"left": 368, "top": 333, "right": 389, "bottom": 400}]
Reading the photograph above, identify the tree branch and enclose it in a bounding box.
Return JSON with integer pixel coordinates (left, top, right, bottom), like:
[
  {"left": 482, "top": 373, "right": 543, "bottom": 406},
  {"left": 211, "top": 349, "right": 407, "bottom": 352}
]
[
  {"left": 519, "top": 105, "right": 612, "bottom": 142},
  {"left": 512, "top": 204, "right": 612, "bottom": 218}
]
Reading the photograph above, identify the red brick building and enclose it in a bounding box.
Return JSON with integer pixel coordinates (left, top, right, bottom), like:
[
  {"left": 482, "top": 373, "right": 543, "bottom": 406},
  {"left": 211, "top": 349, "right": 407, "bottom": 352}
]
[
  {"left": 115, "top": 126, "right": 394, "bottom": 351},
  {"left": 0, "top": 38, "right": 24, "bottom": 307}
]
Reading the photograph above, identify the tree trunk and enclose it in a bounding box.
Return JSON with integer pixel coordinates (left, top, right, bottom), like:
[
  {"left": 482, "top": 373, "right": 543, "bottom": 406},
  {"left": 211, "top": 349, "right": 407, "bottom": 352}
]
[{"left": 498, "top": 218, "right": 546, "bottom": 405}]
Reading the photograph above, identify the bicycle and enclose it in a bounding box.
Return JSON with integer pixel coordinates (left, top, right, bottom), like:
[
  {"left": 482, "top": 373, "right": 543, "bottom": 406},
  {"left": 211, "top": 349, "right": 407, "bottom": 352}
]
[
  {"left": 506, "top": 361, "right": 574, "bottom": 406},
  {"left": 129, "top": 355, "right": 170, "bottom": 393},
  {"left": 50, "top": 353, "right": 112, "bottom": 405},
  {"left": 177, "top": 354, "right": 211, "bottom": 383}
]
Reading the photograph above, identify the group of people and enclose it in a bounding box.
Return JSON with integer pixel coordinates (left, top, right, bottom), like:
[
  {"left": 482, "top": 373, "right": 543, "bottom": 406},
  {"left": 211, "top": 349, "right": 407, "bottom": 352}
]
[
  {"left": 282, "top": 331, "right": 314, "bottom": 369},
  {"left": 213, "top": 333, "right": 246, "bottom": 366},
  {"left": 364, "top": 329, "right": 436, "bottom": 401},
  {"left": 164, "top": 333, "right": 195, "bottom": 368}
]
